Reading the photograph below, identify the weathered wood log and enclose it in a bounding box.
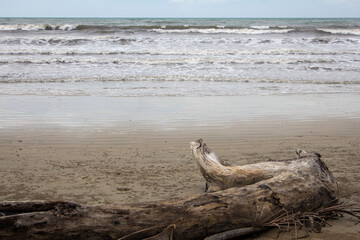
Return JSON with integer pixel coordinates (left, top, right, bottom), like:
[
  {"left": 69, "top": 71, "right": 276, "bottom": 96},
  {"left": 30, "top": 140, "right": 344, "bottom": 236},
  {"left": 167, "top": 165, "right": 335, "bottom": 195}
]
[
  {"left": 0, "top": 139, "right": 338, "bottom": 240},
  {"left": 191, "top": 138, "right": 337, "bottom": 196}
]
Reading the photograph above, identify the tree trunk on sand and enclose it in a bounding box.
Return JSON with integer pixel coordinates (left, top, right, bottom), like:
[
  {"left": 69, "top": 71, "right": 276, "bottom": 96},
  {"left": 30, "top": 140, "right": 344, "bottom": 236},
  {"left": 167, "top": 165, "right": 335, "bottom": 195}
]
[{"left": 0, "top": 139, "right": 338, "bottom": 240}]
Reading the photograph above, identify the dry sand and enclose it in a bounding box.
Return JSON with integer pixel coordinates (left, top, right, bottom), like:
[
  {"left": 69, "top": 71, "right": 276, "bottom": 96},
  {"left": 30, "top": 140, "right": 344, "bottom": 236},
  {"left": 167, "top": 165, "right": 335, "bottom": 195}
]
[{"left": 0, "top": 95, "right": 359, "bottom": 239}]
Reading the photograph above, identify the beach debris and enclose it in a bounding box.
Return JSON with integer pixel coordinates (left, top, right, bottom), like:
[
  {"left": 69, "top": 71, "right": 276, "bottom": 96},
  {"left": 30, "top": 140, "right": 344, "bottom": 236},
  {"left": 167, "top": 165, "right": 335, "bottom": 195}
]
[
  {"left": 0, "top": 139, "right": 357, "bottom": 240},
  {"left": 204, "top": 196, "right": 360, "bottom": 240},
  {"left": 117, "top": 187, "right": 131, "bottom": 192},
  {"left": 119, "top": 224, "right": 176, "bottom": 240}
]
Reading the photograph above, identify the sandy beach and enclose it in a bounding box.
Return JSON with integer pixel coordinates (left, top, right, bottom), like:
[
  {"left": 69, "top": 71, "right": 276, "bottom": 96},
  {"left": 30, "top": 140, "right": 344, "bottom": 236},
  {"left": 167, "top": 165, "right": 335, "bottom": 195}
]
[{"left": 0, "top": 94, "right": 359, "bottom": 239}]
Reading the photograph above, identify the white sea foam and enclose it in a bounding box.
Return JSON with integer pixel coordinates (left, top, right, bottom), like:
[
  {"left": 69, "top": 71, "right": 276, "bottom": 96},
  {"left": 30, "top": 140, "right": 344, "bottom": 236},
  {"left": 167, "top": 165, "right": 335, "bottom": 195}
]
[
  {"left": 318, "top": 28, "right": 360, "bottom": 36},
  {"left": 0, "top": 24, "right": 78, "bottom": 31},
  {"left": 1, "top": 77, "right": 359, "bottom": 97},
  {"left": 0, "top": 35, "right": 136, "bottom": 46},
  {"left": 1, "top": 47, "right": 359, "bottom": 59},
  {"left": 251, "top": 25, "right": 270, "bottom": 29},
  {"left": 57, "top": 24, "right": 78, "bottom": 31},
  {"left": 0, "top": 53, "right": 351, "bottom": 67},
  {"left": 151, "top": 28, "right": 294, "bottom": 34}
]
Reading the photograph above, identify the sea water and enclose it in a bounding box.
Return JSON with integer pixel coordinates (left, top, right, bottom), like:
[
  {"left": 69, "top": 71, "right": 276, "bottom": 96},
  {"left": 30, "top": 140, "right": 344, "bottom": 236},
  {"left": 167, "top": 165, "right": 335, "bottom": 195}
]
[{"left": 0, "top": 18, "right": 359, "bottom": 96}]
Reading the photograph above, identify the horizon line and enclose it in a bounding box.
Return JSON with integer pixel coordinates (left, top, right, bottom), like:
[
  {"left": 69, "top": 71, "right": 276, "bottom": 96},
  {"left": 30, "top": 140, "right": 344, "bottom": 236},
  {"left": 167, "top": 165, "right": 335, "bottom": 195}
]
[{"left": 1, "top": 16, "right": 360, "bottom": 19}]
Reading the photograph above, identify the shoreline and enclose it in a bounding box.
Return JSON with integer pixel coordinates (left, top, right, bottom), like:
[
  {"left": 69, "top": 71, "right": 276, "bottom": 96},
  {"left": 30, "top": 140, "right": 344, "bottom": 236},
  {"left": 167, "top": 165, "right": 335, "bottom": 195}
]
[{"left": 1, "top": 94, "right": 360, "bottom": 129}]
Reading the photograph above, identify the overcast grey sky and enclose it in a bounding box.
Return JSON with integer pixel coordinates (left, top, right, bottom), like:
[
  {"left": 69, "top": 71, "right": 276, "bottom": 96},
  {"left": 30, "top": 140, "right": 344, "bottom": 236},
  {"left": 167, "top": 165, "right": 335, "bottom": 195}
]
[{"left": 0, "top": 0, "right": 359, "bottom": 18}]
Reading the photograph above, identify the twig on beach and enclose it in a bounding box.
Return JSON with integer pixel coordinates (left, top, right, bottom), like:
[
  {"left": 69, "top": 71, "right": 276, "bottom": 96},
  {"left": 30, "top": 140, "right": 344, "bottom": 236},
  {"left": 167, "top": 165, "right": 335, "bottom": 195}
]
[
  {"left": 204, "top": 227, "right": 265, "bottom": 240},
  {"left": 204, "top": 194, "right": 360, "bottom": 240},
  {"left": 260, "top": 195, "right": 360, "bottom": 238}
]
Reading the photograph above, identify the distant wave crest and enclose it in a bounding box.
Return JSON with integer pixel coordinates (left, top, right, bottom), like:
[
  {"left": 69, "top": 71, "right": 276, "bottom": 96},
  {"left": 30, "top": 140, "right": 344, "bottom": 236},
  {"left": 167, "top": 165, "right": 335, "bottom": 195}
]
[
  {"left": 317, "top": 28, "right": 360, "bottom": 36},
  {"left": 151, "top": 28, "right": 294, "bottom": 34},
  {"left": 2, "top": 24, "right": 360, "bottom": 36},
  {"left": 0, "top": 24, "right": 295, "bottom": 34},
  {"left": 0, "top": 24, "right": 78, "bottom": 31},
  {"left": 250, "top": 25, "right": 270, "bottom": 29}
]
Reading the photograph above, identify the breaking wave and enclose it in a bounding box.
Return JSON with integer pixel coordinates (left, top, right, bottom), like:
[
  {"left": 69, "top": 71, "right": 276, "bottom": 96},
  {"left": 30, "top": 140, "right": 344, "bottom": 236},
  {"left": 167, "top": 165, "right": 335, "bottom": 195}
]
[
  {"left": 0, "top": 23, "right": 295, "bottom": 34},
  {"left": 0, "top": 24, "right": 78, "bottom": 31},
  {"left": 0, "top": 36, "right": 136, "bottom": 45},
  {"left": 1, "top": 23, "right": 359, "bottom": 37},
  {"left": 317, "top": 28, "right": 360, "bottom": 36},
  {"left": 151, "top": 28, "right": 294, "bottom": 34},
  {"left": 250, "top": 25, "right": 270, "bottom": 29}
]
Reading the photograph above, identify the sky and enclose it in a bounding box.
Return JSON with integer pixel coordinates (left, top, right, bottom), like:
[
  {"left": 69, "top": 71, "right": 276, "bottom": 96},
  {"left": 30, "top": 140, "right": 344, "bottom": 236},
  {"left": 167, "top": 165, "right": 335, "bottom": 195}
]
[{"left": 0, "top": 0, "right": 359, "bottom": 18}]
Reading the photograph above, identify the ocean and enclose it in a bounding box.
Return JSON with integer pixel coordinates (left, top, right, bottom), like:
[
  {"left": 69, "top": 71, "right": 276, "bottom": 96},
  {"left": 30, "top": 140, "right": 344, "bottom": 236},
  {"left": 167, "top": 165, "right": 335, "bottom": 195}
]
[{"left": 0, "top": 18, "right": 359, "bottom": 96}]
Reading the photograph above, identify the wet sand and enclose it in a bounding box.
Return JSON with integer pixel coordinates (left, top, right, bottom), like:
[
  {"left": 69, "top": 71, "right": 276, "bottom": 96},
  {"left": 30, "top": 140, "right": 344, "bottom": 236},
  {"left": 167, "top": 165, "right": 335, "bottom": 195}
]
[{"left": 0, "top": 94, "right": 359, "bottom": 238}]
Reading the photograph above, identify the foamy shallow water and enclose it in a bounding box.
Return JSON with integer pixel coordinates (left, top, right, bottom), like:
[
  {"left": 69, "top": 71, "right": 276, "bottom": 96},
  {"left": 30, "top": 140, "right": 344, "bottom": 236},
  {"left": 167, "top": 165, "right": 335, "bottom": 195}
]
[{"left": 0, "top": 18, "right": 359, "bottom": 97}]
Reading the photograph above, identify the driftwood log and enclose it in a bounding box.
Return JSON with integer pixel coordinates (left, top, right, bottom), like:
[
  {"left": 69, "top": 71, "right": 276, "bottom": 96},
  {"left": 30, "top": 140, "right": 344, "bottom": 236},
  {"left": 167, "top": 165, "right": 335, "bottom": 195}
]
[{"left": 0, "top": 139, "right": 338, "bottom": 240}]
